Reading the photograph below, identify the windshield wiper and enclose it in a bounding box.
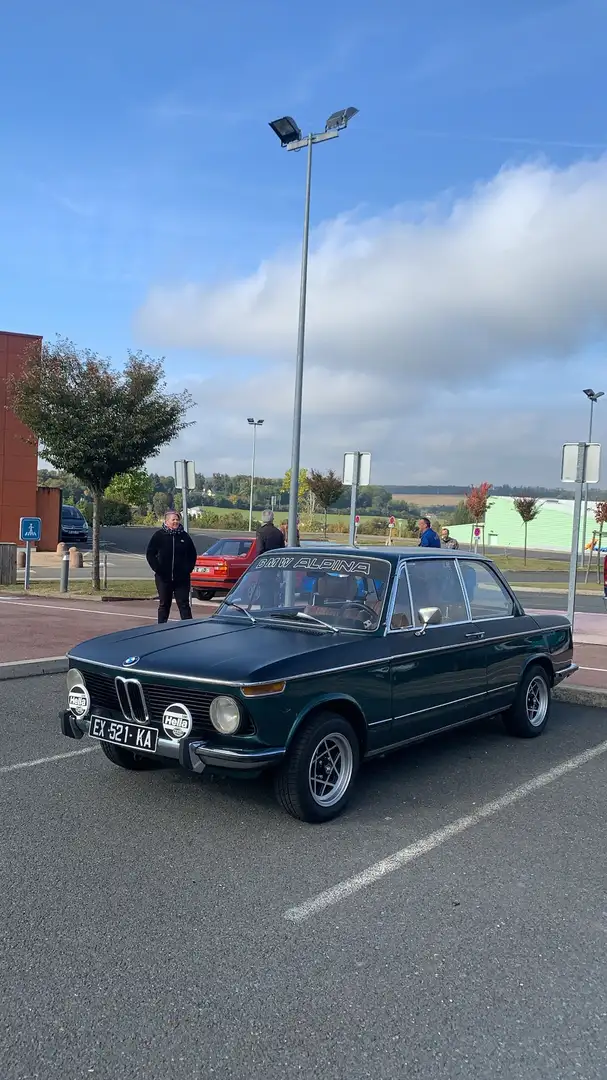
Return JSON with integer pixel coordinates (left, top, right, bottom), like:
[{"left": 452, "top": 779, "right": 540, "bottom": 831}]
[
  {"left": 266, "top": 610, "right": 338, "bottom": 634},
  {"left": 220, "top": 601, "right": 256, "bottom": 624}
]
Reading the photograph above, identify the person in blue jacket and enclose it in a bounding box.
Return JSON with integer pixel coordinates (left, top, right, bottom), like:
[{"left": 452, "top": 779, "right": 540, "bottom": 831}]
[{"left": 418, "top": 517, "right": 441, "bottom": 548}]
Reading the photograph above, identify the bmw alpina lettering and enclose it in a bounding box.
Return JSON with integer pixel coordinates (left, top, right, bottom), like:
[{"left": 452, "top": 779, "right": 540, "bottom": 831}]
[{"left": 162, "top": 703, "right": 193, "bottom": 740}]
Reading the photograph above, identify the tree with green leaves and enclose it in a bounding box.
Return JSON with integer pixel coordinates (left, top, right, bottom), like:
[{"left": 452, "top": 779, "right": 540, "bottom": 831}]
[
  {"left": 105, "top": 468, "right": 154, "bottom": 509},
  {"left": 281, "top": 468, "right": 310, "bottom": 509},
  {"left": 8, "top": 337, "right": 192, "bottom": 589},
  {"left": 307, "top": 469, "right": 345, "bottom": 538},
  {"left": 513, "top": 496, "right": 541, "bottom": 565},
  {"left": 152, "top": 491, "right": 172, "bottom": 519}
]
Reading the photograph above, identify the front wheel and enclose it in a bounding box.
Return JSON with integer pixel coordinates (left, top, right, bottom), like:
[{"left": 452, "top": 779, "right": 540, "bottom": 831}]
[
  {"left": 274, "top": 712, "right": 360, "bottom": 823},
  {"left": 192, "top": 589, "right": 215, "bottom": 601},
  {"left": 99, "top": 741, "right": 161, "bottom": 770},
  {"left": 503, "top": 664, "right": 552, "bottom": 738}
]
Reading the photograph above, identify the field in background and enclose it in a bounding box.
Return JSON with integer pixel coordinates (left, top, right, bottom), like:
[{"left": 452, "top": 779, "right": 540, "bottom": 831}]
[{"left": 390, "top": 493, "right": 463, "bottom": 507}]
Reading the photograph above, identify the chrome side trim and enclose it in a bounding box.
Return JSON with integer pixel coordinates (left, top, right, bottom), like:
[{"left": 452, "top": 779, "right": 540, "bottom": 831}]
[
  {"left": 364, "top": 707, "right": 505, "bottom": 759},
  {"left": 368, "top": 717, "right": 392, "bottom": 727},
  {"left": 68, "top": 624, "right": 569, "bottom": 688}
]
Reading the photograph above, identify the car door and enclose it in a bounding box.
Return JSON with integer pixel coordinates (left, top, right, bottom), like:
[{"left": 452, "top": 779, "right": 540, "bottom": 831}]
[
  {"left": 387, "top": 558, "right": 488, "bottom": 745},
  {"left": 458, "top": 559, "right": 540, "bottom": 711}
]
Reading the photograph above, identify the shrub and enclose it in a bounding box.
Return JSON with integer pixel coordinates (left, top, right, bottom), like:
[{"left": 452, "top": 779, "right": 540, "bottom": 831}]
[{"left": 82, "top": 499, "right": 131, "bottom": 526}]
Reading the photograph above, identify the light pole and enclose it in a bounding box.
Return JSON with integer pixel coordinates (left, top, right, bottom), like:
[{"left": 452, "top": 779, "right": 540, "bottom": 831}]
[
  {"left": 581, "top": 389, "right": 604, "bottom": 564},
  {"left": 247, "top": 418, "right": 264, "bottom": 532},
  {"left": 269, "top": 107, "right": 358, "bottom": 547}
]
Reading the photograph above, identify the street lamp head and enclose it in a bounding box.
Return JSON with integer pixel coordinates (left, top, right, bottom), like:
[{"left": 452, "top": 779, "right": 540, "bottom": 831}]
[
  {"left": 325, "top": 106, "right": 359, "bottom": 133},
  {"left": 248, "top": 417, "right": 264, "bottom": 426},
  {"left": 583, "top": 388, "right": 605, "bottom": 402},
  {"left": 269, "top": 116, "right": 302, "bottom": 147}
]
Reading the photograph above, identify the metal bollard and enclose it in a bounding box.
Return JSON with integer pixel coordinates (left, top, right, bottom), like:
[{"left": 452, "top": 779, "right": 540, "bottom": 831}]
[
  {"left": 60, "top": 552, "right": 70, "bottom": 594},
  {"left": 102, "top": 552, "right": 108, "bottom": 590}
]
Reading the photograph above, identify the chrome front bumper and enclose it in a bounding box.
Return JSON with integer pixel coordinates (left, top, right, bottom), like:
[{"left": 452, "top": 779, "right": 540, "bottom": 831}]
[{"left": 60, "top": 711, "right": 285, "bottom": 774}]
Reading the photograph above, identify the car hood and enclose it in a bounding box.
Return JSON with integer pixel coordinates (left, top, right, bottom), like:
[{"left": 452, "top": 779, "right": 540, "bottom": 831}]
[{"left": 69, "top": 616, "right": 376, "bottom": 684}]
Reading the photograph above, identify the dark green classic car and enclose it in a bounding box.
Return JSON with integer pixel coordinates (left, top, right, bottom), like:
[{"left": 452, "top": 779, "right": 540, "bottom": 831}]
[{"left": 61, "top": 547, "right": 577, "bottom": 822}]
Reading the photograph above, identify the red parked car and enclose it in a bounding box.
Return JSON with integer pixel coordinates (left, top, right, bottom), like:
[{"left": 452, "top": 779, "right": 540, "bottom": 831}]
[{"left": 190, "top": 537, "right": 256, "bottom": 601}]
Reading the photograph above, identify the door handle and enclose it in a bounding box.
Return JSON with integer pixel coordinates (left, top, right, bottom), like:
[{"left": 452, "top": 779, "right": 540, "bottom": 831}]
[{"left": 465, "top": 631, "right": 485, "bottom": 640}]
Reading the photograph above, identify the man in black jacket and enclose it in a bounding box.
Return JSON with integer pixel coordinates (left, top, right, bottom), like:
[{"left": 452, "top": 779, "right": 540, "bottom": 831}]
[
  {"left": 146, "top": 510, "right": 198, "bottom": 623},
  {"left": 256, "top": 509, "right": 286, "bottom": 555}
]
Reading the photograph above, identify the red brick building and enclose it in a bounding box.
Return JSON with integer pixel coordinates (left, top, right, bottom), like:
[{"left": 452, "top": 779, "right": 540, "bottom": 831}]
[{"left": 0, "top": 330, "right": 41, "bottom": 544}]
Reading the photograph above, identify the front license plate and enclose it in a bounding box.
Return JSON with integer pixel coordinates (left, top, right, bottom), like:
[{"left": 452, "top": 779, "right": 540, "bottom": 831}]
[{"left": 89, "top": 715, "right": 158, "bottom": 753}]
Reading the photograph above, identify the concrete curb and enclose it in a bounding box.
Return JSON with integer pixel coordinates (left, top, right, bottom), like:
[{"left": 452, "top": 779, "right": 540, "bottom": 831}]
[
  {"left": 554, "top": 684, "right": 607, "bottom": 709},
  {"left": 0, "top": 656, "right": 68, "bottom": 681}
]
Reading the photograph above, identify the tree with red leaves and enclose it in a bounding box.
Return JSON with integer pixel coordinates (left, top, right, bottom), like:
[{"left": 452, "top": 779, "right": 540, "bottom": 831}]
[
  {"left": 594, "top": 502, "right": 607, "bottom": 581},
  {"left": 465, "top": 483, "right": 493, "bottom": 547}
]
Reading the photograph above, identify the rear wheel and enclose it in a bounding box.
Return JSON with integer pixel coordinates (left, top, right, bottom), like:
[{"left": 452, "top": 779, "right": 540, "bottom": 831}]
[
  {"left": 274, "top": 712, "right": 360, "bottom": 823},
  {"left": 99, "top": 741, "right": 161, "bottom": 770},
  {"left": 192, "top": 589, "right": 215, "bottom": 601},
  {"left": 503, "top": 664, "right": 551, "bottom": 738}
]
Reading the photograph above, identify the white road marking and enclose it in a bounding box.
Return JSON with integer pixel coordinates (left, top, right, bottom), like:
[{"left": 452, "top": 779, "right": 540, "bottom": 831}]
[
  {"left": 284, "top": 738, "right": 607, "bottom": 922},
  {"left": 0, "top": 747, "right": 96, "bottom": 775},
  {"left": 579, "top": 666, "right": 607, "bottom": 673},
  {"left": 0, "top": 599, "right": 157, "bottom": 621}
]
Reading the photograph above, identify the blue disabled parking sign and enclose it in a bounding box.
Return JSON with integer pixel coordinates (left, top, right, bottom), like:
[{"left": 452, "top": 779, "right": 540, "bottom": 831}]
[{"left": 20, "top": 517, "right": 42, "bottom": 543}]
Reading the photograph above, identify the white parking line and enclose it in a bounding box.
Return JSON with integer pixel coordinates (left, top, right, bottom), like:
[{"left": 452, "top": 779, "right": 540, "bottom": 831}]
[
  {"left": 284, "top": 738, "right": 607, "bottom": 923},
  {"left": 0, "top": 599, "right": 157, "bottom": 621},
  {"left": 579, "top": 666, "right": 607, "bottom": 673},
  {"left": 0, "top": 747, "right": 96, "bottom": 775}
]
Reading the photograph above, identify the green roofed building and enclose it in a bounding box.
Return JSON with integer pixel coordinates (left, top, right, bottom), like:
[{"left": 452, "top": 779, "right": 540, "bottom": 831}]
[{"left": 447, "top": 496, "right": 603, "bottom": 553}]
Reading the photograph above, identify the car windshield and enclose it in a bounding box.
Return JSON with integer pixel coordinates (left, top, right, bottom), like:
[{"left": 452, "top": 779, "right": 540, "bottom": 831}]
[
  {"left": 204, "top": 539, "right": 253, "bottom": 557},
  {"left": 219, "top": 551, "right": 391, "bottom": 632},
  {"left": 62, "top": 506, "right": 84, "bottom": 521}
]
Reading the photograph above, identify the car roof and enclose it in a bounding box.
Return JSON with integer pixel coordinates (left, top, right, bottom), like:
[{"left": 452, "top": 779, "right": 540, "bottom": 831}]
[{"left": 281, "top": 545, "right": 491, "bottom": 565}]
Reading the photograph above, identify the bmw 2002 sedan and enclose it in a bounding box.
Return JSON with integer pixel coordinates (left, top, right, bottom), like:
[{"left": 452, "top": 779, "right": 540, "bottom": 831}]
[{"left": 61, "top": 548, "right": 577, "bottom": 822}]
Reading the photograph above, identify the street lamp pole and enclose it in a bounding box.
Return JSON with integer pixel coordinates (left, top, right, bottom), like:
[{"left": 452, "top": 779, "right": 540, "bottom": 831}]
[
  {"left": 581, "top": 389, "right": 604, "bottom": 564},
  {"left": 269, "top": 108, "right": 358, "bottom": 547},
  {"left": 247, "top": 418, "right": 264, "bottom": 532}
]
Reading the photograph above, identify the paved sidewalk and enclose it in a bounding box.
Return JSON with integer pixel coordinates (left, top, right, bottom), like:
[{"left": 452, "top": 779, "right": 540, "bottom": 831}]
[{"left": 0, "top": 594, "right": 216, "bottom": 669}]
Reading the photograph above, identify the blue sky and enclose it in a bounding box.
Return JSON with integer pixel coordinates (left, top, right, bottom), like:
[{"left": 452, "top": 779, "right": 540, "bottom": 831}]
[{"left": 2, "top": 0, "right": 607, "bottom": 484}]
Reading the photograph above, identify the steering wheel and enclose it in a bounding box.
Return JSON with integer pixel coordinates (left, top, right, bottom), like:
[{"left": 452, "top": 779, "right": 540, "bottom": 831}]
[{"left": 339, "top": 600, "right": 377, "bottom": 621}]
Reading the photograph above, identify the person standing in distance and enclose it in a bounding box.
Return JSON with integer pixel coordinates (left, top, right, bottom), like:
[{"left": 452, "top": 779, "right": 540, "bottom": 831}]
[
  {"left": 256, "top": 509, "right": 286, "bottom": 554},
  {"left": 441, "top": 527, "right": 460, "bottom": 550},
  {"left": 146, "top": 510, "right": 198, "bottom": 623},
  {"left": 418, "top": 517, "right": 441, "bottom": 548}
]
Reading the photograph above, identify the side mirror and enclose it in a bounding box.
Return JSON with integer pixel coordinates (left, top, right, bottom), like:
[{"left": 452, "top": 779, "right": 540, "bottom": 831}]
[{"left": 415, "top": 606, "right": 442, "bottom": 636}]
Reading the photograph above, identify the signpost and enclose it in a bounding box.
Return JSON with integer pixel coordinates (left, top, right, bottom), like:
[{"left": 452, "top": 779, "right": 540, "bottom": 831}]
[
  {"left": 473, "top": 525, "right": 481, "bottom": 554},
  {"left": 174, "top": 460, "right": 196, "bottom": 534},
  {"left": 343, "top": 452, "right": 371, "bottom": 545},
  {"left": 386, "top": 515, "right": 396, "bottom": 545},
  {"left": 561, "top": 442, "right": 601, "bottom": 623},
  {"left": 19, "top": 516, "right": 41, "bottom": 591}
]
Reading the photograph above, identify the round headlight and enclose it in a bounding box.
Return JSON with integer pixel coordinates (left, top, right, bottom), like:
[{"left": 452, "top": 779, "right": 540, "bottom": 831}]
[
  {"left": 209, "top": 695, "right": 241, "bottom": 735},
  {"left": 66, "top": 668, "right": 90, "bottom": 719}
]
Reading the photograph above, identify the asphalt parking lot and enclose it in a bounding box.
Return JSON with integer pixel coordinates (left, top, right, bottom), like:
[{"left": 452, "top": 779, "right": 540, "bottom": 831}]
[{"left": 2, "top": 677, "right": 607, "bottom": 1080}]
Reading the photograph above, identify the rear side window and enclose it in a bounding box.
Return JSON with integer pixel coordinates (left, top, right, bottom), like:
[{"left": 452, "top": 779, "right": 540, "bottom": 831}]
[
  {"left": 206, "top": 540, "right": 252, "bottom": 557},
  {"left": 407, "top": 559, "right": 469, "bottom": 626},
  {"left": 460, "top": 561, "right": 515, "bottom": 619}
]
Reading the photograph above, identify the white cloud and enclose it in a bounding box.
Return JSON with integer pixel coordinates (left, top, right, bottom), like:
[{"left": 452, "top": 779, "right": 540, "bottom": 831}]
[
  {"left": 139, "top": 156, "right": 607, "bottom": 484},
  {"left": 138, "top": 157, "right": 607, "bottom": 381}
]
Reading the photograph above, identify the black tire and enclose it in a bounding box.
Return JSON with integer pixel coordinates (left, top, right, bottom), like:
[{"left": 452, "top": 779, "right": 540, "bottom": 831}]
[
  {"left": 274, "top": 712, "right": 360, "bottom": 823},
  {"left": 193, "top": 589, "right": 215, "bottom": 601},
  {"left": 503, "top": 664, "right": 552, "bottom": 738},
  {"left": 99, "top": 741, "right": 161, "bottom": 770}
]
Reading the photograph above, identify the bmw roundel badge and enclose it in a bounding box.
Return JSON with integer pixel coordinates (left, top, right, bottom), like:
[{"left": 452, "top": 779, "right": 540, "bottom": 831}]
[{"left": 123, "top": 656, "right": 140, "bottom": 667}]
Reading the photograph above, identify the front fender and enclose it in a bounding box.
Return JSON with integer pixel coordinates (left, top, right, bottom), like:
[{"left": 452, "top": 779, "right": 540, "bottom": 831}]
[{"left": 286, "top": 692, "right": 367, "bottom": 747}]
